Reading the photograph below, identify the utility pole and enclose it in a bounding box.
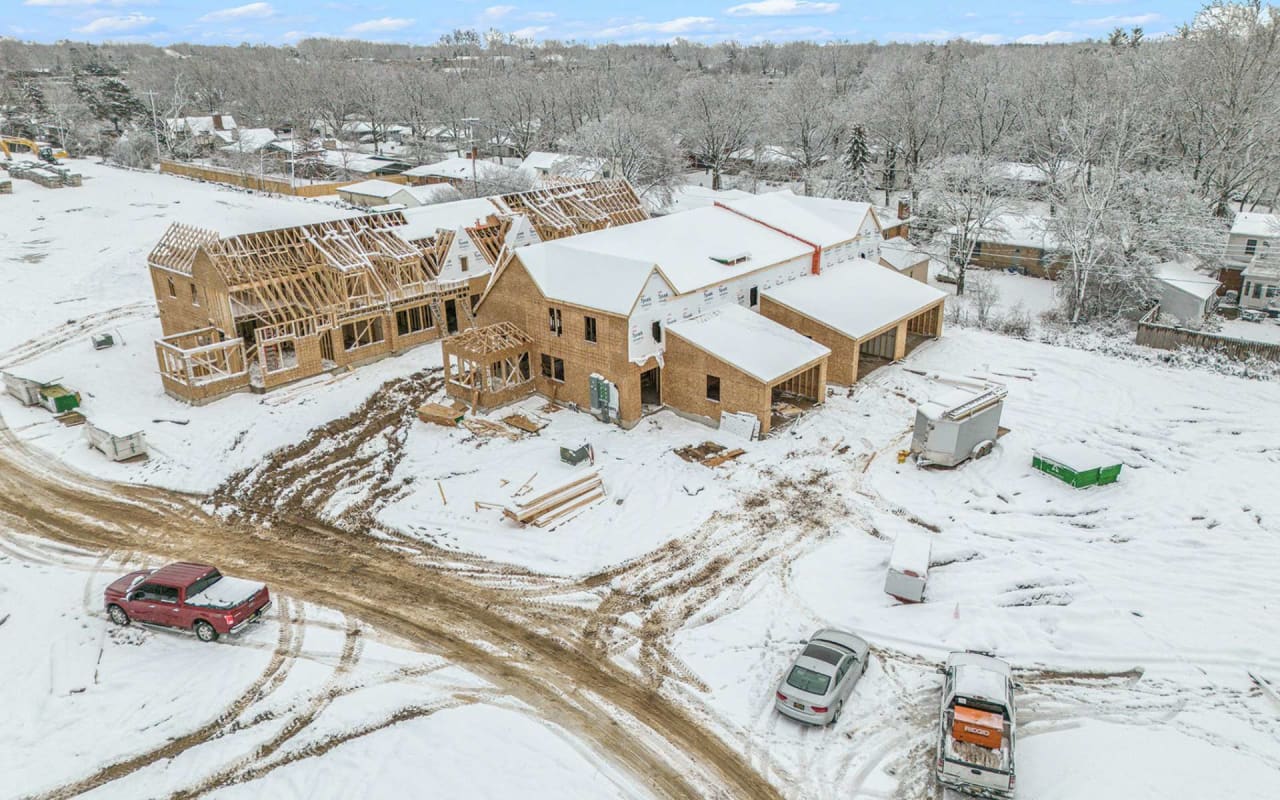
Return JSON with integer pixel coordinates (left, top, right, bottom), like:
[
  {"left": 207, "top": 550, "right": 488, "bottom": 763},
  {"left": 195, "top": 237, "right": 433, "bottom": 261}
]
[{"left": 143, "top": 90, "right": 162, "bottom": 168}]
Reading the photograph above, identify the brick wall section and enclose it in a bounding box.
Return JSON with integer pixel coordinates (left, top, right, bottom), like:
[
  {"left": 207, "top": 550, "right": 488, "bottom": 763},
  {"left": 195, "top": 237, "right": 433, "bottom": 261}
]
[
  {"left": 759, "top": 296, "right": 861, "bottom": 385},
  {"left": 151, "top": 265, "right": 222, "bottom": 336},
  {"left": 474, "top": 256, "right": 652, "bottom": 426},
  {"left": 661, "top": 330, "right": 773, "bottom": 431}
]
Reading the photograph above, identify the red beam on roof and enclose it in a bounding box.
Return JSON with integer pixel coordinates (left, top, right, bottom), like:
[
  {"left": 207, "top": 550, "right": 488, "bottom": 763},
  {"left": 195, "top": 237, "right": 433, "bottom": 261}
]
[{"left": 713, "top": 201, "right": 822, "bottom": 276}]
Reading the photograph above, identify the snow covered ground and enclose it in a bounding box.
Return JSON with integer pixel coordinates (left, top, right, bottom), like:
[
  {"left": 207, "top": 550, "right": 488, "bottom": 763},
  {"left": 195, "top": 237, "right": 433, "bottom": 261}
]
[
  {"left": 2, "top": 161, "right": 1279, "bottom": 798},
  {"left": 1219, "top": 316, "right": 1280, "bottom": 345},
  {"left": 0, "top": 534, "right": 647, "bottom": 800}
]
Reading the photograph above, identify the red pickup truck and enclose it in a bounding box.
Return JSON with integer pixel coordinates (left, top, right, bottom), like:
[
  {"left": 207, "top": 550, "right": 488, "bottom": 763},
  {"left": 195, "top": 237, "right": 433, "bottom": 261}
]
[{"left": 104, "top": 562, "right": 271, "bottom": 642}]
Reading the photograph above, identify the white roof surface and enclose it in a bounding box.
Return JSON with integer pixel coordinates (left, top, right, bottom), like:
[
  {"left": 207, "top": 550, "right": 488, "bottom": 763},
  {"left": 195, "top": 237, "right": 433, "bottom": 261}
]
[
  {"left": 762, "top": 258, "right": 946, "bottom": 340},
  {"left": 1155, "top": 261, "right": 1220, "bottom": 301},
  {"left": 1035, "top": 443, "right": 1119, "bottom": 472},
  {"left": 722, "top": 191, "right": 873, "bottom": 247},
  {"left": 662, "top": 185, "right": 755, "bottom": 215},
  {"left": 404, "top": 183, "right": 463, "bottom": 206},
  {"left": 1230, "top": 211, "right": 1280, "bottom": 239},
  {"left": 879, "top": 236, "right": 931, "bottom": 270},
  {"left": 950, "top": 212, "right": 1059, "bottom": 250},
  {"left": 951, "top": 656, "right": 1011, "bottom": 705},
  {"left": 993, "top": 161, "right": 1050, "bottom": 183},
  {"left": 518, "top": 243, "right": 656, "bottom": 316},
  {"left": 221, "top": 127, "right": 277, "bottom": 152},
  {"left": 889, "top": 531, "right": 932, "bottom": 576},
  {"left": 402, "top": 157, "right": 513, "bottom": 180},
  {"left": 398, "top": 197, "right": 502, "bottom": 241},
  {"left": 514, "top": 205, "right": 812, "bottom": 313},
  {"left": 667, "top": 304, "right": 830, "bottom": 383},
  {"left": 520, "top": 151, "right": 604, "bottom": 177},
  {"left": 338, "top": 179, "right": 410, "bottom": 199},
  {"left": 918, "top": 386, "right": 988, "bottom": 421}
]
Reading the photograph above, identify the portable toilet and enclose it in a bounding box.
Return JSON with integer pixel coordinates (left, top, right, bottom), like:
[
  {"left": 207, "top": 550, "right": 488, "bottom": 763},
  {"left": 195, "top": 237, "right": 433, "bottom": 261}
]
[
  {"left": 1032, "top": 444, "right": 1122, "bottom": 488},
  {"left": 885, "top": 531, "right": 932, "bottom": 603},
  {"left": 911, "top": 383, "right": 1007, "bottom": 467}
]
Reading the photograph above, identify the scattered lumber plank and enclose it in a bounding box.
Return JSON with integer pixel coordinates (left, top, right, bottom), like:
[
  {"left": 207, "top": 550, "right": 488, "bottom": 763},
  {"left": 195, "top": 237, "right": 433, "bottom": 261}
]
[
  {"left": 504, "top": 470, "right": 605, "bottom": 527},
  {"left": 462, "top": 418, "right": 519, "bottom": 440},
  {"left": 703, "top": 448, "right": 745, "bottom": 467},
  {"left": 55, "top": 411, "right": 86, "bottom": 427},
  {"left": 502, "top": 413, "right": 545, "bottom": 434}
]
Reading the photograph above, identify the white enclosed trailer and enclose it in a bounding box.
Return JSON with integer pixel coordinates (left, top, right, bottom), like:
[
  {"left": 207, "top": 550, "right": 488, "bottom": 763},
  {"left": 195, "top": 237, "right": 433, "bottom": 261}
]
[
  {"left": 911, "top": 382, "right": 1007, "bottom": 468},
  {"left": 885, "top": 531, "right": 932, "bottom": 603}
]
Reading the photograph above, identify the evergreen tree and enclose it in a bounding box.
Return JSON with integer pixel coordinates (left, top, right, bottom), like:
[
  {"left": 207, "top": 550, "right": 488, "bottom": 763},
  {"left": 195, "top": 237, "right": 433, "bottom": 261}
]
[
  {"left": 73, "top": 69, "right": 146, "bottom": 134},
  {"left": 832, "top": 124, "right": 874, "bottom": 201}
]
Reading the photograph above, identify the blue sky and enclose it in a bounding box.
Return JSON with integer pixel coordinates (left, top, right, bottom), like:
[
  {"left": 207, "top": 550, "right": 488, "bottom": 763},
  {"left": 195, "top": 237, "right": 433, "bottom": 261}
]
[{"left": 7, "top": 1, "right": 1203, "bottom": 46}]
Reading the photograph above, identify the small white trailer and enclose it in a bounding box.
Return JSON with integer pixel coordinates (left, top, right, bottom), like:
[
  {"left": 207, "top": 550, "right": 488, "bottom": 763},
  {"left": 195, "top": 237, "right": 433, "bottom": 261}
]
[
  {"left": 84, "top": 420, "right": 148, "bottom": 462},
  {"left": 2, "top": 371, "right": 42, "bottom": 406},
  {"left": 885, "top": 531, "right": 932, "bottom": 603},
  {"left": 911, "top": 381, "right": 1008, "bottom": 468}
]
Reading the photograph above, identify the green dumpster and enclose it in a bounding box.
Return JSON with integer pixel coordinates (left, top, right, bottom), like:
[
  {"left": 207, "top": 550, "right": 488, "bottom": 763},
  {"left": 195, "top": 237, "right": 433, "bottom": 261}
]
[
  {"left": 38, "top": 384, "right": 81, "bottom": 413},
  {"left": 1033, "top": 444, "right": 1122, "bottom": 488}
]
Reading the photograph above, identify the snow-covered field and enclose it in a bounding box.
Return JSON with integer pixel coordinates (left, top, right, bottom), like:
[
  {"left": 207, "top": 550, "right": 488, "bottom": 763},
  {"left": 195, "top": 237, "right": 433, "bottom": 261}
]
[{"left": 2, "top": 161, "right": 1279, "bottom": 798}]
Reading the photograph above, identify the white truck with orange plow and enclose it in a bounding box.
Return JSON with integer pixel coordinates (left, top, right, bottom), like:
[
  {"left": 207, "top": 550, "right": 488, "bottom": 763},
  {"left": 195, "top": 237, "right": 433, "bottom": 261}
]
[{"left": 936, "top": 651, "right": 1017, "bottom": 798}]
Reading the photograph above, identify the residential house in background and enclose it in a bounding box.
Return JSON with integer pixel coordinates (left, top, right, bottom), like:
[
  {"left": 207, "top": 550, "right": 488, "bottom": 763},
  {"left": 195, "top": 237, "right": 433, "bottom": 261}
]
[
  {"left": 1241, "top": 250, "right": 1280, "bottom": 313},
  {"left": 1152, "top": 260, "right": 1221, "bottom": 325},
  {"left": 401, "top": 156, "right": 518, "bottom": 189},
  {"left": 520, "top": 151, "right": 608, "bottom": 181},
  {"left": 949, "top": 212, "right": 1066, "bottom": 279},
  {"left": 879, "top": 237, "right": 932, "bottom": 283},
  {"left": 336, "top": 179, "right": 418, "bottom": 209},
  {"left": 1225, "top": 212, "right": 1280, "bottom": 296}
]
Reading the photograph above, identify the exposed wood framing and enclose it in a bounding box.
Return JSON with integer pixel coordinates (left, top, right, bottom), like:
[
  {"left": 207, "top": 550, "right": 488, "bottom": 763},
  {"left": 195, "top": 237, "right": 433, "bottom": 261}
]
[
  {"left": 148, "top": 223, "right": 219, "bottom": 275},
  {"left": 494, "top": 179, "right": 649, "bottom": 243}
]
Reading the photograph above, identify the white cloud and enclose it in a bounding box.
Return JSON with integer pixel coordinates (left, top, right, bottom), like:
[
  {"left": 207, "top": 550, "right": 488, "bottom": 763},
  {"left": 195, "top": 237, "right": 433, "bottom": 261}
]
[
  {"left": 346, "top": 17, "right": 415, "bottom": 34},
  {"left": 483, "top": 5, "right": 517, "bottom": 18},
  {"left": 511, "top": 25, "right": 549, "bottom": 38},
  {"left": 1015, "top": 30, "right": 1079, "bottom": 44},
  {"left": 197, "top": 3, "right": 275, "bottom": 23},
  {"left": 594, "top": 16, "right": 716, "bottom": 38},
  {"left": 1076, "top": 13, "right": 1161, "bottom": 28},
  {"left": 74, "top": 13, "right": 155, "bottom": 34},
  {"left": 725, "top": 0, "right": 839, "bottom": 16}
]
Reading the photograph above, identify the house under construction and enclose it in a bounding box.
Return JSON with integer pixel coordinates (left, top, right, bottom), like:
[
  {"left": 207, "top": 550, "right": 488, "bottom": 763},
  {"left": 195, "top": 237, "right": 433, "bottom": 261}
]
[{"left": 149, "top": 179, "right": 649, "bottom": 404}]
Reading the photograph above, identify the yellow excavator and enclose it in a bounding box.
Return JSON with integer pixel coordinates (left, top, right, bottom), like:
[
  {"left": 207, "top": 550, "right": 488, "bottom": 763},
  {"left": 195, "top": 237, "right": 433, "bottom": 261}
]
[{"left": 1, "top": 136, "right": 69, "bottom": 162}]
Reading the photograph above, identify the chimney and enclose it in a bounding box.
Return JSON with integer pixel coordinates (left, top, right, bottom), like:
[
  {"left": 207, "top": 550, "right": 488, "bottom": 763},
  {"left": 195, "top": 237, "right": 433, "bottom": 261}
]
[
  {"left": 897, "top": 200, "right": 910, "bottom": 220},
  {"left": 469, "top": 146, "right": 478, "bottom": 160}
]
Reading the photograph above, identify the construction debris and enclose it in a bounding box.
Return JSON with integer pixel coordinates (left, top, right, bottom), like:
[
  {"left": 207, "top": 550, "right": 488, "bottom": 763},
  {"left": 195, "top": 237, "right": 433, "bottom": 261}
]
[
  {"left": 462, "top": 418, "right": 520, "bottom": 440},
  {"left": 55, "top": 411, "right": 86, "bottom": 427},
  {"left": 417, "top": 402, "right": 464, "bottom": 427},
  {"left": 503, "top": 470, "right": 605, "bottom": 528},
  {"left": 502, "top": 413, "right": 546, "bottom": 434},
  {"left": 674, "top": 441, "right": 745, "bottom": 468}
]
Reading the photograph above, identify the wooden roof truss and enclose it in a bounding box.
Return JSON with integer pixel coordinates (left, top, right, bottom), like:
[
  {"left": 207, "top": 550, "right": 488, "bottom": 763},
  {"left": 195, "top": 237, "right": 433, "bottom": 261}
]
[
  {"left": 495, "top": 179, "right": 649, "bottom": 243},
  {"left": 465, "top": 215, "right": 512, "bottom": 266},
  {"left": 149, "top": 223, "right": 219, "bottom": 275}
]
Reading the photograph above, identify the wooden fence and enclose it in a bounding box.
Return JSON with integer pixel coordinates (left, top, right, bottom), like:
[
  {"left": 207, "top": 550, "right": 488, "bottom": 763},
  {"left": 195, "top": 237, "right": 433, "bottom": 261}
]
[
  {"left": 158, "top": 160, "right": 408, "bottom": 197},
  {"left": 1136, "top": 305, "right": 1280, "bottom": 362}
]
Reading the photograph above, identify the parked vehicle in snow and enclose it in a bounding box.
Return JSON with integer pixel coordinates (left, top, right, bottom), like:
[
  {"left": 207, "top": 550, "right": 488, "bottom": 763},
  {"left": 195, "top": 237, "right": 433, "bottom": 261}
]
[
  {"left": 104, "top": 562, "right": 271, "bottom": 642},
  {"left": 937, "top": 651, "right": 1017, "bottom": 798},
  {"left": 774, "top": 628, "right": 870, "bottom": 725},
  {"left": 911, "top": 381, "right": 1007, "bottom": 468}
]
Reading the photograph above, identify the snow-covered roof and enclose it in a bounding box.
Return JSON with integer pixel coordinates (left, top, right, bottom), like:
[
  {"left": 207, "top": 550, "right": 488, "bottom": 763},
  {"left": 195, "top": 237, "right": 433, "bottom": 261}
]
[
  {"left": 1155, "top": 261, "right": 1220, "bottom": 301},
  {"left": 722, "top": 191, "right": 874, "bottom": 248},
  {"left": 1035, "top": 443, "right": 1119, "bottom": 472},
  {"left": 1231, "top": 211, "right": 1280, "bottom": 239},
  {"left": 879, "top": 236, "right": 931, "bottom": 271},
  {"left": 166, "top": 114, "right": 237, "bottom": 135},
  {"left": 993, "top": 161, "right": 1049, "bottom": 183},
  {"left": 338, "top": 179, "right": 411, "bottom": 199},
  {"left": 520, "top": 151, "right": 605, "bottom": 178},
  {"left": 954, "top": 212, "right": 1060, "bottom": 251},
  {"left": 728, "top": 145, "right": 802, "bottom": 165},
  {"left": 402, "top": 157, "right": 514, "bottom": 180},
  {"left": 514, "top": 205, "right": 812, "bottom": 313},
  {"left": 918, "top": 386, "right": 991, "bottom": 422},
  {"left": 518, "top": 242, "right": 655, "bottom": 315},
  {"left": 398, "top": 197, "right": 502, "bottom": 241},
  {"left": 950, "top": 654, "right": 1010, "bottom": 704},
  {"left": 662, "top": 185, "right": 755, "bottom": 215},
  {"left": 667, "top": 304, "right": 830, "bottom": 383},
  {"left": 404, "top": 183, "right": 463, "bottom": 206},
  {"left": 889, "top": 531, "right": 932, "bottom": 576},
  {"left": 762, "top": 258, "right": 946, "bottom": 340},
  {"left": 1243, "top": 255, "right": 1280, "bottom": 282},
  {"left": 220, "top": 128, "right": 277, "bottom": 153}
]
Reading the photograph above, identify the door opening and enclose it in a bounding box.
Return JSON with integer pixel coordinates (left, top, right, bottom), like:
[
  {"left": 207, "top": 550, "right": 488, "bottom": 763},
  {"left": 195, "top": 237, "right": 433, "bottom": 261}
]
[{"left": 640, "top": 366, "right": 661, "bottom": 408}]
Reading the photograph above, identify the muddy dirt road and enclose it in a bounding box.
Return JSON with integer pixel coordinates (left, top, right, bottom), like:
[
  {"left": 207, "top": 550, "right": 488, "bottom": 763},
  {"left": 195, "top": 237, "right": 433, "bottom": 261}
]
[{"left": 0, "top": 406, "right": 784, "bottom": 800}]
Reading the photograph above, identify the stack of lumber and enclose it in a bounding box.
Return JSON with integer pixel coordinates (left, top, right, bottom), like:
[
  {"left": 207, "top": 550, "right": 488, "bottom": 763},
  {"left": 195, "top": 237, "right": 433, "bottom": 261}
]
[
  {"left": 417, "top": 402, "right": 464, "bottom": 427},
  {"left": 503, "top": 470, "right": 604, "bottom": 528},
  {"left": 674, "top": 441, "right": 745, "bottom": 468},
  {"left": 463, "top": 418, "right": 520, "bottom": 440},
  {"left": 502, "top": 413, "right": 546, "bottom": 434}
]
